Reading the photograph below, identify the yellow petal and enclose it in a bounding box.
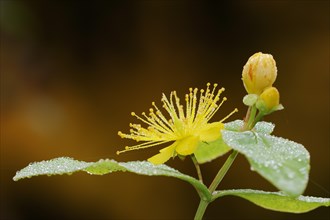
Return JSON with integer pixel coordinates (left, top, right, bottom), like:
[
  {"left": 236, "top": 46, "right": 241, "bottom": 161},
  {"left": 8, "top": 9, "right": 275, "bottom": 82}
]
[
  {"left": 199, "top": 122, "right": 224, "bottom": 142},
  {"left": 148, "top": 142, "right": 177, "bottom": 165},
  {"left": 175, "top": 136, "right": 199, "bottom": 156}
]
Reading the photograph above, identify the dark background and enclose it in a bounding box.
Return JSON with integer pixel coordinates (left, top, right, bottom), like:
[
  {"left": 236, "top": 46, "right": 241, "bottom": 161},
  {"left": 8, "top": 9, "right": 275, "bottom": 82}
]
[{"left": 1, "top": 1, "right": 329, "bottom": 219}]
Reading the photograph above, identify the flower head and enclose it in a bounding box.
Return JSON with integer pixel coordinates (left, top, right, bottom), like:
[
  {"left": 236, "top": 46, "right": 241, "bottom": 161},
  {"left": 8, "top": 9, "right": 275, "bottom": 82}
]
[
  {"left": 117, "top": 83, "right": 237, "bottom": 165},
  {"left": 242, "top": 52, "right": 277, "bottom": 95}
]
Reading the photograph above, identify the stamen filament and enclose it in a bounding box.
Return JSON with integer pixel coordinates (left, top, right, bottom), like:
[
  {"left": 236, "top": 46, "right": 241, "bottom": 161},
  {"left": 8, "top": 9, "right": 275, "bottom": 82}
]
[
  {"left": 220, "top": 108, "right": 239, "bottom": 123},
  {"left": 117, "top": 140, "right": 171, "bottom": 154}
]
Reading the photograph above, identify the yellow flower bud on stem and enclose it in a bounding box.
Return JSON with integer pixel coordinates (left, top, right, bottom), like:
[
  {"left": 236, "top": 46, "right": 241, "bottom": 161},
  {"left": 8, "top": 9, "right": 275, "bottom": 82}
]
[
  {"left": 242, "top": 52, "right": 277, "bottom": 95},
  {"left": 256, "top": 87, "right": 284, "bottom": 115}
]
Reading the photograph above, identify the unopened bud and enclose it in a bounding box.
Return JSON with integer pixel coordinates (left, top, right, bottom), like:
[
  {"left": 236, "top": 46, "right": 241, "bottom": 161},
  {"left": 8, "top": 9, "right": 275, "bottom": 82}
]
[
  {"left": 256, "top": 87, "right": 283, "bottom": 114},
  {"left": 242, "top": 52, "right": 277, "bottom": 95}
]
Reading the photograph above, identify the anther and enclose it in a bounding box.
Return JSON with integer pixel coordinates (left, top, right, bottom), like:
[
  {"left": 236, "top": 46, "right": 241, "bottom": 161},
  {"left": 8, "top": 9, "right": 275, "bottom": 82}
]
[{"left": 131, "top": 112, "right": 136, "bottom": 116}]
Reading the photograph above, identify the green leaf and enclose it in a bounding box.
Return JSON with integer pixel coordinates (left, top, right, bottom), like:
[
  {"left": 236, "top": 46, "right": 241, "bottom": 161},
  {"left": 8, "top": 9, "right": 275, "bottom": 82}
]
[
  {"left": 224, "top": 120, "right": 275, "bottom": 134},
  {"left": 13, "top": 157, "right": 91, "bottom": 179},
  {"left": 13, "top": 157, "right": 211, "bottom": 201},
  {"left": 194, "top": 138, "right": 231, "bottom": 164},
  {"left": 212, "top": 189, "right": 330, "bottom": 213},
  {"left": 253, "top": 121, "right": 275, "bottom": 134},
  {"left": 222, "top": 131, "right": 310, "bottom": 197},
  {"left": 224, "top": 120, "right": 244, "bottom": 131}
]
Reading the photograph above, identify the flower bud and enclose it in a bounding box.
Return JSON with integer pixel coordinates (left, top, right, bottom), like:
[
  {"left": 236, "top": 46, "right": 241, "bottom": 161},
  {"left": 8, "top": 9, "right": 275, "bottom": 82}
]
[
  {"left": 256, "top": 87, "right": 283, "bottom": 114},
  {"left": 242, "top": 52, "right": 277, "bottom": 95}
]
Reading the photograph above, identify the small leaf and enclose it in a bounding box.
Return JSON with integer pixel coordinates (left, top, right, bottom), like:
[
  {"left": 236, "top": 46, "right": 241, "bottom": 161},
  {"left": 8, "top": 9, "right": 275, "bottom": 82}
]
[
  {"left": 13, "top": 157, "right": 211, "bottom": 201},
  {"left": 224, "top": 120, "right": 275, "bottom": 134},
  {"left": 212, "top": 189, "right": 330, "bottom": 213},
  {"left": 253, "top": 121, "right": 275, "bottom": 134},
  {"left": 194, "top": 138, "right": 232, "bottom": 164},
  {"left": 224, "top": 120, "right": 244, "bottom": 131},
  {"left": 222, "top": 131, "right": 310, "bottom": 197}
]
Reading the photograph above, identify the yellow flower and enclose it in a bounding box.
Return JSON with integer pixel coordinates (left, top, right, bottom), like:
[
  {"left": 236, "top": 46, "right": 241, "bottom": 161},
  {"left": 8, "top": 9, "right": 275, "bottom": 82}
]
[
  {"left": 117, "top": 83, "right": 237, "bottom": 165},
  {"left": 242, "top": 52, "right": 277, "bottom": 95}
]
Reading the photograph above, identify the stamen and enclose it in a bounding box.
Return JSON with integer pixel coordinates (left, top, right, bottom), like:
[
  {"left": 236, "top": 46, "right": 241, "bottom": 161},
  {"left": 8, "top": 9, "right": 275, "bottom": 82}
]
[
  {"left": 186, "top": 88, "right": 193, "bottom": 122},
  {"left": 118, "top": 131, "right": 125, "bottom": 138},
  {"left": 116, "top": 140, "right": 171, "bottom": 154},
  {"left": 162, "top": 93, "right": 177, "bottom": 122},
  {"left": 185, "top": 94, "right": 190, "bottom": 119},
  {"left": 196, "top": 88, "right": 205, "bottom": 120},
  {"left": 169, "top": 92, "right": 176, "bottom": 115},
  {"left": 149, "top": 112, "right": 174, "bottom": 135},
  {"left": 220, "top": 108, "right": 238, "bottom": 123},
  {"left": 206, "top": 95, "right": 226, "bottom": 120},
  {"left": 188, "top": 88, "right": 198, "bottom": 125},
  {"left": 152, "top": 102, "right": 173, "bottom": 129},
  {"left": 173, "top": 91, "right": 185, "bottom": 120},
  {"left": 210, "top": 83, "right": 218, "bottom": 98},
  {"left": 131, "top": 111, "right": 158, "bottom": 130},
  {"left": 141, "top": 111, "right": 171, "bottom": 134}
]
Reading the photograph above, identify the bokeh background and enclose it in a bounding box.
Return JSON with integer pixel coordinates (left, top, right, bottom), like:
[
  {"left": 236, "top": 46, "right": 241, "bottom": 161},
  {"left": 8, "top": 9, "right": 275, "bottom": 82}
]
[{"left": 1, "top": 1, "right": 329, "bottom": 220}]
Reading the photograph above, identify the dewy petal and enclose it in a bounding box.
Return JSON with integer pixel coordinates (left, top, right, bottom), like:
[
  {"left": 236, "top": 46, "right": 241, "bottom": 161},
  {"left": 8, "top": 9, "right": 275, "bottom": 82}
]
[
  {"left": 148, "top": 142, "right": 177, "bottom": 165},
  {"left": 175, "top": 136, "right": 200, "bottom": 156},
  {"left": 199, "top": 122, "right": 224, "bottom": 142}
]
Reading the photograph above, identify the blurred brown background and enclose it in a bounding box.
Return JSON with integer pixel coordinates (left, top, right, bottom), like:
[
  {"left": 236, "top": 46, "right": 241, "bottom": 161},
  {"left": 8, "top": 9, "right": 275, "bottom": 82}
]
[{"left": 1, "top": 1, "right": 329, "bottom": 220}]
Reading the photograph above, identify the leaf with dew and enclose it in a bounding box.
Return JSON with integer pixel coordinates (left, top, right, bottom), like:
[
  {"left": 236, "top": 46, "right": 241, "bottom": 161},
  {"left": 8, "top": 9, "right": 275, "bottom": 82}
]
[
  {"left": 13, "top": 157, "right": 211, "bottom": 201},
  {"left": 222, "top": 130, "right": 310, "bottom": 197},
  {"left": 212, "top": 189, "right": 330, "bottom": 213}
]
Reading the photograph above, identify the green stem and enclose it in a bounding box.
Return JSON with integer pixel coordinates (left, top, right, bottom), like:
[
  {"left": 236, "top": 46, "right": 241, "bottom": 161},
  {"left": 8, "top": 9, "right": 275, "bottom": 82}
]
[
  {"left": 191, "top": 155, "right": 203, "bottom": 183},
  {"left": 246, "top": 105, "right": 257, "bottom": 130},
  {"left": 194, "top": 199, "right": 209, "bottom": 220},
  {"left": 245, "top": 106, "right": 252, "bottom": 122},
  {"left": 194, "top": 150, "right": 239, "bottom": 220},
  {"left": 208, "top": 150, "right": 238, "bottom": 193},
  {"left": 251, "top": 112, "right": 264, "bottom": 128}
]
